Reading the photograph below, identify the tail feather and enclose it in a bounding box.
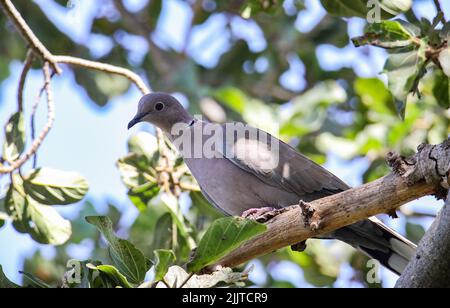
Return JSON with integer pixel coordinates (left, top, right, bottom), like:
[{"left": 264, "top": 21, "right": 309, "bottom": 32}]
[{"left": 331, "top": 217, "right": 416, "bottom": 275}]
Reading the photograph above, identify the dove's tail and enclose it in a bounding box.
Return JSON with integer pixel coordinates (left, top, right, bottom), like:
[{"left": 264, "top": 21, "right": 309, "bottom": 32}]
[{"left": 331, "top": 217, "right": 416, "bottom": 275}]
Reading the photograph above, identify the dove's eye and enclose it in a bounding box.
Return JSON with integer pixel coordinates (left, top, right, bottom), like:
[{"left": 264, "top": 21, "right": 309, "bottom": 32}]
[{"left": 155, "top": 102, "right": 165, "bottom": 111}]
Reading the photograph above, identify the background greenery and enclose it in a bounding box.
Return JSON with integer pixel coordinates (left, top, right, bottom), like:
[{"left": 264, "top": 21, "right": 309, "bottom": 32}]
[{"left": 0, "top": 0, "right": 448, "bottom": 288}]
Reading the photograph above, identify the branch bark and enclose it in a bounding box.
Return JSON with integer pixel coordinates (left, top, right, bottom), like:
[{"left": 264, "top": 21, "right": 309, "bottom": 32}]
[
  {"left": 217, "top": 139, "right": 450, "bottom": 269},
  {"left": 0, "top": 0, "right": 62, "bottom": 74},
  {"left": 395, "top": 192, "right": 450, "bottom": 288}
]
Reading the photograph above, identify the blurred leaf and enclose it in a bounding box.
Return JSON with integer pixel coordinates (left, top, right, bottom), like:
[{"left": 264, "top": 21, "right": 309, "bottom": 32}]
[
  {"left": 160, "top": 193, "right": 196, "bottom": 251},
  {"left": 0, "top": 265, "right": 19, "bottom": 288},
  {"left": 23, "top": 167, "right": 89, "bottom": 205},
  {"left": 405, "top": 222, "right": 425, "bottom": 244},
  {"left": 363, "top": 159, "right": 390, "bottom": 183},
  {"left": 95, "top": 265, "right": 132, "bottom": 288},
  {"left": 384, "top": 48, "right": 427, "bottom": 119},
  {"left": 6, "top": 179, "right": 71, "bottom": 245},
  {"left": 70, "top": 201, "right": 98, "bottom": 244},
  {"left": 190, "top": 191, "right": 223, "bottom": 219},
  {"left": 350, "top": 252, "right": 382, "bottom": 288},
  {"left": 320, "top": 0, "right": 371, "bottom": 18},
  {"left": 147, "top": 0, "right": 163, "bottom": 29},
  {"left": 20, "top": 271, "right": 51, "bottom": 288},
  {"left": 187, "top": 217, "right": 266, "bottom": 273},
  {"left": 26, "top": 199, "right": 72, "bottom": 245},
  {"left": 127, "top": 132, "right": 159, "bottom": 159},
  {"left": 2, "top": 112, "right": 25, "bottom": 161},
  {"left": 352, "top": 20, "right": 416, "bottom": 48},
  {"left": 240, "top": 0, "right": 283, "bottom": 18},
  {"left": 117, "top": 153, "right": 156, "bottom": 189},
  {"left": 433, "top": 70, "right": 450, "bottom": 109},
  {"left": 213, "top": 87, "right": 247, "bottom": 114},
  {"left": 85, "top": 216, "right": 150, "bottom": 284},
  {"left": 281, "top": 81, "right": 347, "bottom": 137},
  {"left": 5, "top": 181, "right": 29, "bottom": 234},
  {"left": 151, "top": 213, "right": 174, "bottom": 253},
  {"left": 354, "top": 78, "right": 396, "bottom": 116},
  {"left": 288, "top": 240, "right": 341, "bottom": 287},
  {"left": 153, "top": 249, "right": 176, "bottom": 282}
]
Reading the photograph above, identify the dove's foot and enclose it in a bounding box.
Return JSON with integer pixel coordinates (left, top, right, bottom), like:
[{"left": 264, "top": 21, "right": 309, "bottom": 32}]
[
  {"left": 242, "top": 207, "right": 279, "bottom": 223},
  {"left": 291, "top": 241, "right": 307, "bottom": 252}
]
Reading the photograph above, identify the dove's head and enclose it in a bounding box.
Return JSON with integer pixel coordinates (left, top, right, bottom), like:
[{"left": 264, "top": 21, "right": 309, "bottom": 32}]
[{"left": 128, "top": 93, "right": 193, "bottom": 133}]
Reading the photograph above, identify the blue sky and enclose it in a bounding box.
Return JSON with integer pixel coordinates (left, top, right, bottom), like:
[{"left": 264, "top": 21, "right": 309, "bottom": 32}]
[{"left": 0, "top": 0, "right": 447, "bottom": 287}]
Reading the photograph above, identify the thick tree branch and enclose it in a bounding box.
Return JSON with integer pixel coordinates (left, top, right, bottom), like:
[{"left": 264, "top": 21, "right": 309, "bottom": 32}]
[
  {"left": 217, "top": 139, "right": 450, "bottom": 269},
  {"left": 395, "top": 192, "right": 450, "bottom": 288}
]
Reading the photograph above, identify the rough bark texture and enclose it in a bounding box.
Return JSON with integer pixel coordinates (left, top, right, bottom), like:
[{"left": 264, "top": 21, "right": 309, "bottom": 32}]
[
  {"left": 217, "top": 175, "right": 436, "bottom": 268},
  {"left": 395, "top": 193, "right": 450, "bottom": 288},
  {"left": 217, "top": 138, "right": 450, "bottom": 270}
]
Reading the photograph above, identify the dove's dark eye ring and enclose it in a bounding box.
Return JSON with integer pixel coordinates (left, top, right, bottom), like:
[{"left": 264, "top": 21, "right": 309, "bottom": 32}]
[{"left": 155, "top": 102, "right": 165, "bottom": 111}]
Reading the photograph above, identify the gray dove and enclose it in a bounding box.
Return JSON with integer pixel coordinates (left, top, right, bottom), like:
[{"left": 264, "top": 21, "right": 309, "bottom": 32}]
[{"left": 128, "top": 92, "right": 416, "bottom": 275}]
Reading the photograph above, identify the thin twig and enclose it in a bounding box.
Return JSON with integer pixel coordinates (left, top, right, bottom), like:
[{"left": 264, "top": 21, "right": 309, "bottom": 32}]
[
  {"left": 0, "top": 62, "right": 55, "bottom": 173},
  {"left": 17, "top": 49, "right": 34, "bottom": 112},
  {"left": 31, "top": 86, "right": 46, "bottom": 168},
  {"left": 434, "top": 0, "right": 445, "bottom": 21},
  {"left": 53, "top": 55, "right": 150, "bottom": 95},
  {"left": 0, "top": 0, "right": 173, "bottom": 186},
  {"left": 0, "top": 0, "right": 62, "bottom": 74}
]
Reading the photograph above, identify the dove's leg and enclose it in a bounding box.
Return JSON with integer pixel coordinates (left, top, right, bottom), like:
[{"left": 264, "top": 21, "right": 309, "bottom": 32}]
[{"left": 241, "top": 207, "right": 277, "bottom": 220}]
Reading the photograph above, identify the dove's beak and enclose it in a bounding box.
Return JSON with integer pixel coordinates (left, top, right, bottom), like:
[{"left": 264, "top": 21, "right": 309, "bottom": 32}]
[{"left": 127, "top": 115, "right": 142, "bottom": 130}]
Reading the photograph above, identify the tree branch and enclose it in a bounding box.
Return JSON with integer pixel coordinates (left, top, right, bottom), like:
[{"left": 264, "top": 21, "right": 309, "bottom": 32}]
[
  {"left": 395, "top": 192, "right": 450, "bottom": 288},
  {"left": 0, "top": 62, "right": 55, "bottom": 173},
  {"left": 0, "top": 0, "right": 62, "bottom": 74},
  {"left": 217, "top": 139, "right": 450, "bottom": 269},
  {"left": 53, "top": 56, "right": 150, "bottom": 94},
  {"left": 0, "top": 0, "right": 162, "bottom": 174},
  {"left": 17, "top": 49, "right": 34, "bottom": 112}
]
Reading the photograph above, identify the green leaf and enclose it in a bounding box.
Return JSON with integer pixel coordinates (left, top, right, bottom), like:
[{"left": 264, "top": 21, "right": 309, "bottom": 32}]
[
  {"left": 281, "top": 81, "right": 347, "bottom": 137},
  {"left": 288, "top": 240, "right": 342, "bottom": 287},
  {"left": 23, "top": 168, "right": 89, "bottom": 205},
  {"left": 406, "top": 222, "right": 426, "bottom": 244},
  {"left": 127, "top": 132, "right": 159, "bottom": 159},
  {"left": 5, "top": 181, "right": 29, "bottom": 233},
  {"left": 117, "top": 153, "right": 159, "bottom": 207},
  {"left": 352, "top": 20, "right": 416, "bottom": 48},
  {"left": 320, "top": 0, "right": 370, "bottom": 18},
  {"left": 85, "top": 216, "right": 150, "bottom": 284},
  {"left": 20, "top": 271, "right": 51, "bottom": 288},
  {"left": 0, "top": 265, "right": 19, "bottom": 288},
  {"left": 95, "top": 265, "right": 133, "bottom": 288},
  {"left": 161, "top": 194, "right": 196, "bottom": 248},
  {"left": 26, "top": 200, "right": 72, "bottom": 245},
  {"left": 6, "top": 180, "right": 72, "bottom": 245},
  {"left": 153, "top": 249, "right": 176, "bottom": 282},
  {"left": 433, "top": 70, "right": 450, "bottom": 109},
  {"left": 151, "top": 213, "right": 174, "bottom": 253},
  {"left": 354, "top": 78, "right": 396, "bottom": 115},
  {"left": 384, "top": 48, "right": 427, "bottom": 119},
  {"left": 212, "top": 87, "right": 247, "bottom": 114},
  {"left": 187, "top": 217, "right": 267, "bottom": 273},
  {"left": 2, "top": 112, "right": 25, "bottom": 161}
]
